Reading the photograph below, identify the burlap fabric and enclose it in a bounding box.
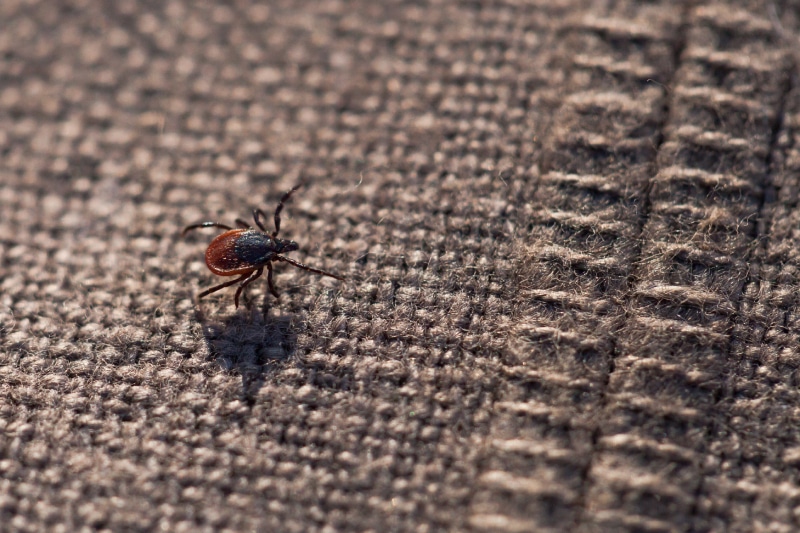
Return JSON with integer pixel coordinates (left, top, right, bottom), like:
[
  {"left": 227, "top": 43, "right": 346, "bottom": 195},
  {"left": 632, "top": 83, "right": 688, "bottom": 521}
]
[{"left": 2, "top": 1, "right": 800, "bottom": 531}]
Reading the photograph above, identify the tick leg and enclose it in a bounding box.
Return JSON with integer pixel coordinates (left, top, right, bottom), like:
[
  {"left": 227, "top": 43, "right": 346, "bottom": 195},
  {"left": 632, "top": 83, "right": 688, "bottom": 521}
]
[
  {"left": 253, "top": 208, "right": 269, "bottom": 232},
  {"left": 182, "top": 222, "right": 234, "bottom": 236},
  {"left": 272, "top": 184, "right": 302, "bottom": 237},
  {"left": 276, "top": 255, "right": 344, "bottom": 281},
  {"left": 234, "top": 268, "right": 263, "bottom": 308},
  {"left": 267, "top": 262, "right": 279, "bottom": 298},
  {"left": 198, "top": 273, "right": 250, "bottom": 299},
  {"left": 235, "top": 218, "right": 251, "bottom": 228}
]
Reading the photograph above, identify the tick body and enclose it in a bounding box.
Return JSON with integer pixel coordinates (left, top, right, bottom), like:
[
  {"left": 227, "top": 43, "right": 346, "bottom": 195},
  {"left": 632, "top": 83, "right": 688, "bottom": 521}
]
[{"left": 183, "top": 184, "right": 343, "bottom": 308}]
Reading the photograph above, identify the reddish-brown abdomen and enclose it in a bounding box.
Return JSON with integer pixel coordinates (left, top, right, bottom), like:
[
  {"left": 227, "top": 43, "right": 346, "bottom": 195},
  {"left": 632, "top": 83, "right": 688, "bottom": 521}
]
[{"left": 205, "top": 229, "right": 256, "bottom": 276}]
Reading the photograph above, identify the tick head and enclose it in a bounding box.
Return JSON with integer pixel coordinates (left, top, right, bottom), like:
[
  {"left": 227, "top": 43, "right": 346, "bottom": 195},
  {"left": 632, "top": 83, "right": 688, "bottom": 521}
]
[{"left": 275, "top": 238, "right": 299, "bottom": 254}]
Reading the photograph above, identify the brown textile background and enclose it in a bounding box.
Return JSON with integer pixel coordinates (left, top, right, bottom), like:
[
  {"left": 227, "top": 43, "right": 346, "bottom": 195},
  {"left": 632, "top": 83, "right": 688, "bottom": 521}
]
[{"left": 2, "top": 0, "right": 800, "bottom": 531}]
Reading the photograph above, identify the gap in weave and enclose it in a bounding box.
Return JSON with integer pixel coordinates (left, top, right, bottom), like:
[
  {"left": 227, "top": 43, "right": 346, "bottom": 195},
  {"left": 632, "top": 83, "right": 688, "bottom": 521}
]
[{"left": 571, "top": 3, "right": 693, "bottom": 528}]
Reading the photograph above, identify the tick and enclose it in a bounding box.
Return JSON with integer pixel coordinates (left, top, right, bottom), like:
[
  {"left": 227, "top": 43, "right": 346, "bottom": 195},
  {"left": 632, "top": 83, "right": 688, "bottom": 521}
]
[{"left": 182, "top": 184, "right": 344, "bottom": 308}]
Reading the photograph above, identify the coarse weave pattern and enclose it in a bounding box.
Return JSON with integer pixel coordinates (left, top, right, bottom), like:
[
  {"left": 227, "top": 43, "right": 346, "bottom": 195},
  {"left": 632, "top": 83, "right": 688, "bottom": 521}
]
[{"left": 1, "top": 1, "right": 799, "bottom": 531}]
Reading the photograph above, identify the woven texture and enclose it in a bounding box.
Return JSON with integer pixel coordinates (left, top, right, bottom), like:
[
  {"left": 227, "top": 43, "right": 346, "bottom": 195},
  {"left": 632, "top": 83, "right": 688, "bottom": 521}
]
[{"left": 2, "top": 0, "right": 800, "bottom": 531}]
